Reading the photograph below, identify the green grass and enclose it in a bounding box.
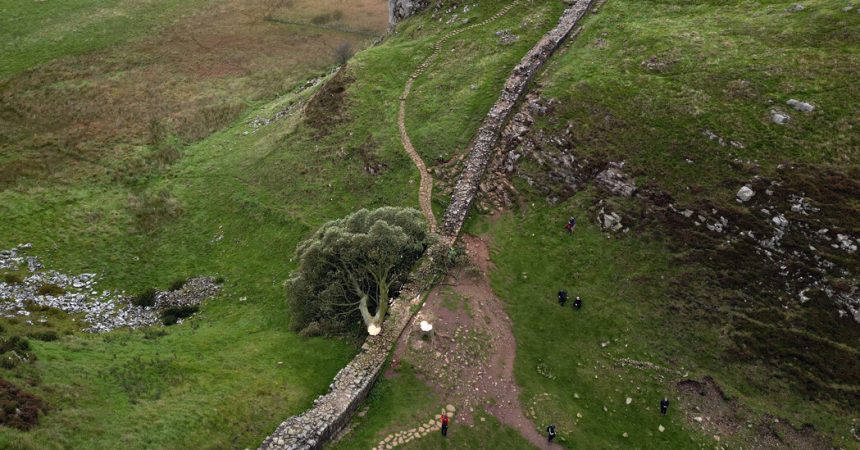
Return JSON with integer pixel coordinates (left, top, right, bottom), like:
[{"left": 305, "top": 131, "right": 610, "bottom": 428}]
[
  {"left": 0, "top": 0, "right": 212, "bottom": 77},
  {"left": 330, "top": 363, "right": 537, "bottom": 450},
  {"left": 2, "top": 0, "right": 858, "bottom": 447},
  {"left": 0, "top": 0, "right": 561, "bottom": 446},
  {"left": 536, "top": 0, "right": 860, "bottom": 205},
  {"left": 471, "top": 198, "right": 711, "bottom": 448}
]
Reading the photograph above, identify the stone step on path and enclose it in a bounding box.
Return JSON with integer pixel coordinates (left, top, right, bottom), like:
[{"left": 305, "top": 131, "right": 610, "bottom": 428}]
[
  {"left": 373, "top": 405, "right": 456, "bottom": 450},
  {"left": 399, "top": 1, "right": 522, "bottom": 233}
]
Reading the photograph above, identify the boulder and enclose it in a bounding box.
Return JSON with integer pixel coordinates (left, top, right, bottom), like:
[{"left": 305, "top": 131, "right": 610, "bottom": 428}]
[
  {"left": 594, "top": 162, "right": 637, "bottom": 197},
  {"left": 736, "top": 186, "right": 755, "bottom": 202}
]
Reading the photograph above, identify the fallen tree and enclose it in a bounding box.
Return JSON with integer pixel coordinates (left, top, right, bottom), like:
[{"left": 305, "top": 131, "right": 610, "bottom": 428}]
[{"left": 287, "top": 207, "right": 429, "bottom": 335}]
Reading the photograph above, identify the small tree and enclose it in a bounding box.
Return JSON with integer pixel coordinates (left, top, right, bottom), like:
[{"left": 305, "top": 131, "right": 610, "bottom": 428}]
[
  {"left": 334, "top": 42, "right": 353, "bottom": 66},
  {"left": 287, "top": 207, "right": 428, "bottom": 335}
]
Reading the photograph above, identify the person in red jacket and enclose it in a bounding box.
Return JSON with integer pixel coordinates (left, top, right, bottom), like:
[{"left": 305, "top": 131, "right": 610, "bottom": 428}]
[{"left": 440, "top": 413, "right": 449, "bottom": 437}]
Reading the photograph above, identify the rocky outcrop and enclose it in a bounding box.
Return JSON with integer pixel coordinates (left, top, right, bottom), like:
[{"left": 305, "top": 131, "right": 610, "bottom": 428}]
[
  {"left": 440, "top": 0, "right": 594, "bottom": 238},
  {"left": 389, "top": 0, "right": 431, "bottom": 25}
]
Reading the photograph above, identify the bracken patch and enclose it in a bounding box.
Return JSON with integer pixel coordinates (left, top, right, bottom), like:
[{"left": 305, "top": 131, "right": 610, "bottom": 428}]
[{"left": 0, "top": 379, "right": 48, "bottom": 430}]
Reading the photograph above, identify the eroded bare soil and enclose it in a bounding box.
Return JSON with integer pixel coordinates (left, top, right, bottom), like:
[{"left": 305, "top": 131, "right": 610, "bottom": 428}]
[{"left": 389, "top": 235, "right": 558, "bottom": 449}]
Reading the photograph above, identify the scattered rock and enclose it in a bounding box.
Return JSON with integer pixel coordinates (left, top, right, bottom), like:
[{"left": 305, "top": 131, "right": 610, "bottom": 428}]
[
  {"left": 786, "top": 3, "right": 805, "bottom": 12},
  {"left": 595, "top": 162, "right": 637, "bottom": 197},
  {"left": 786, "top": 99, "right": 815, "bottom": 112},
  {"left": 495, "top": 29, "right": 520, "bottom": 45},
  {"left": 771, "top": 110, "right": 791, "bottom": 124},
  {"left": 598, "top": 208, "right": 625, "bottom": 233},
  {"left": 0, "top": 246, "right": 219, "bottom": 332}
]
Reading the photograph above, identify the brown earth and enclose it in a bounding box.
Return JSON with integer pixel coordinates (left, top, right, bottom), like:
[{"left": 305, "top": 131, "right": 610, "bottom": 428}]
[
  {"left": 677, "top": 377, "right": 829, "bottom": 450},
  {"left": 389, "top": 235, "right": 559, "bottom": 449},
  {"left": 0, "top": 0, "right": 386, "bottom": 187},
  {"left": 0, "top": 379, "right": 48, "bottom": 431}
]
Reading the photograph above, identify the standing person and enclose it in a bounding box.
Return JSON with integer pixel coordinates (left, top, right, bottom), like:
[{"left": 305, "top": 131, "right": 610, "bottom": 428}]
[
  {"left": 546, "top": 424, "right": 556, "bottom": 443},
  {"left": 558, "top": 290, "right": 568, "bottom": 306},
  {"left": 660, "top": 398, "right": 670, "bottom": 416},
  {"left": 573, "top": 296, "right": 582, "bottom": 310},
  {"left": 564, "top": 217, "right": 577, "bottom": 234},
  {"left": 440, "top": 413, "right": 449, "bottom": 437}
]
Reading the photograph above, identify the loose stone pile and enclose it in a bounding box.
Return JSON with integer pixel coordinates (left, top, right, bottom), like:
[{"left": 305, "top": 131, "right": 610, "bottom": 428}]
[
  {"left": 373, "top": 405, "right": 456, "bottom": 449},
  {"left": 0, "top": 245, "right": 219, "bottom": 332}
]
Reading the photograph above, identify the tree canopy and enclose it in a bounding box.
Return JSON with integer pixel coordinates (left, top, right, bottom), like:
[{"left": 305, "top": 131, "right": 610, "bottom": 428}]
[{"left": 287, "top": 207, "right": 429, "bottom": 336}]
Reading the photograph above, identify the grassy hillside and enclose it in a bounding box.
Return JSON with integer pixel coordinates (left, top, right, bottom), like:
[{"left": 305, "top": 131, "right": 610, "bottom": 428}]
[
  {"left": 1, "top": 0, "right": 857, "bottom": 448},
  {"left": 329, "top": 0, "right": 860, "bottom": 449}
]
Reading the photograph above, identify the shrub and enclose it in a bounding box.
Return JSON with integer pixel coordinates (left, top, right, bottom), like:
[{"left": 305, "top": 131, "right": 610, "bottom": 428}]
[
  {"left": 27, "top": 331, "right": 58, "bottom": 342},
  {"left": 0, "top": 379, "right": 48, "bottom": 430},
  {"left": 160, "top": 306, "right": 198, "bottom": 326},
  {"left": 36, "top": 284, "right": 64, "bottom": 296},
  {"left": 0, "top": 336, "right": 30, "bottom": 353},
  {"left": 132, "top": 289, "right": 157, "bottom": 307},
  {"left": 311, "top": 13, "right": 333, "bottom": 24},
  {"left": 168, "top": 278, "right": 187, "bottom": 291},
  {"left": 153, "top": 143, "right": 181, "bottom": 168},
  {"left": 215, "top": 276, "right": 225, "bottom": 284},
  {"left": 334, "top": 42, "right": 353, "bottom": 66},
  {"left": 2, "top": 273, "right": 23, "bottom": 284},
  {"left": 143, "top": 329, "right": 168, "bottom": 340},
  {"left": 161, "top": 314, "right": 178, "bottom": 326}
]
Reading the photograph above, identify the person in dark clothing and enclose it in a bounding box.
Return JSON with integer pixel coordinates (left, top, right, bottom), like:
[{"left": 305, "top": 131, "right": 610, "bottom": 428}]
[
  {"left": 440, "top": 413, "right": 449, "bottom": 437},
  {"left": 546, "top": 424, "right": 557, "bottom": 443},
  {"left": 660, "top": 398, "right": 670, "bottom": 416},
  {"left": 573, "top": 296, "right": 582, "bottom": 310},
  {"left": 564, "top": 217, "right": 577, "bottom": 234},
  {"left": 558, "top": 290, "right": 568, "bottom": 306}
]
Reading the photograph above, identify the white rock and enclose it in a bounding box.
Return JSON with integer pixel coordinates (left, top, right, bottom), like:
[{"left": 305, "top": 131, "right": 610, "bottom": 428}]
[
  {"left": 737, "top": 186, "right": 755, "bottom": 202},
  {"left": 787, "top": 99, "right": 814, "bottom": 112},
  {"left": 658, "top": 425, "right": 666, "bottom": 432},
  {"left": 771, "top": 110, "right": 791, "bottom": 125}
]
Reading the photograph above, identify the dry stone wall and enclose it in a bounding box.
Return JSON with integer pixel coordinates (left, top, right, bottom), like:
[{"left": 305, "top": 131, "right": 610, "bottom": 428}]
[
  {"left": 259, "top": 2, "right": 594, "bottom": 448},
  {"left": 259, "top": 285, "right": 424, "bottom": 450},
  {"left": 440, "top": 0, "right": 594, "bottom": 238}
]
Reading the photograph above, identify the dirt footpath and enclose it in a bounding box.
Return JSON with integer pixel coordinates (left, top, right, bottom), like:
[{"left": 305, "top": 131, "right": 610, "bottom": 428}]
[{"left": 389, "top": 235, "right": 560, "bottom": 449}]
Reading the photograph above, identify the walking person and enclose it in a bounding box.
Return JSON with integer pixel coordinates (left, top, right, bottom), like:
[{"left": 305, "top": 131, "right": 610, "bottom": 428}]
[
  {"left": 558, "top": 290, "right": 568, "bottom": 306},
  {"left": 546, "top": 424, "right": 556, "bottom": 443},
  {"left": 660, "top": 397, "right": 670, "bottom": 416},
  {"left": 573, "top": 296, "right": 582, "bottom": 310},
  {"left": 440, "top": 413, "right": 449, "bottom": 437}
]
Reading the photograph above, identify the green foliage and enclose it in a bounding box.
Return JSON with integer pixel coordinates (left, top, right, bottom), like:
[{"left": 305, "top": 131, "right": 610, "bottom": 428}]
[
  {"left": 168, "top": 278, "right": 187, "bottom": 291},
  {"left": 132, "top": 289, "right": 157, "bottom": 307},
  {"left": 36, "top": 284, "right": 64, "bottom": 296},
  {"left": 27, "top": 331, "right": 59, "bottom": 342},
  {"left": 1, "top": 273, "right": 24, "bottom": 285},
  {"left": 0, "top": 336, "right": 35, "bottom": 369},
  {"left": 160, "top": 306, "right": 199, "bottom": 326},
  {"left": 287, "top": 207, "right": 429, "bottom": 335}
]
